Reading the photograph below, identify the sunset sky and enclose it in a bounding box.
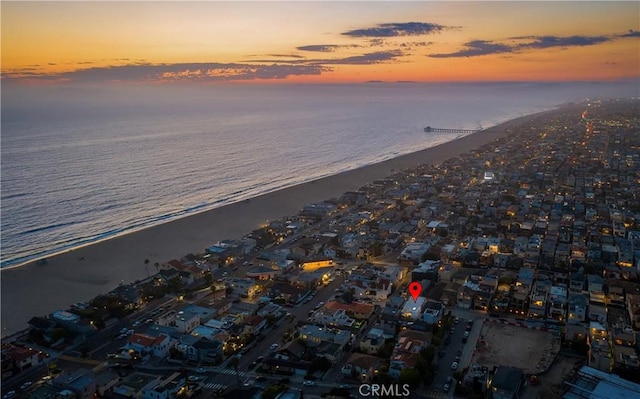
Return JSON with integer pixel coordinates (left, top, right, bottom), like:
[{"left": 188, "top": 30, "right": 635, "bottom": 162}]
[{"left": 2, "top": 1, "right": 639, "bottom": 85}]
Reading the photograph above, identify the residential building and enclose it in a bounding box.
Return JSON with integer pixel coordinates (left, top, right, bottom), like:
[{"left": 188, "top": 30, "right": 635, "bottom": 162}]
[
  {"left": 567, "top": 294, "right": 587, "bottom": 324},
  {"left": 141, "top": 372, "right": 185, "bottom": 399},
  {"left": 401, "top": 296, "right": 426, "bottom": 320},
  {"left": 52, "top": 369, "right": 96, "bottom": 399},
  {"left": 488, "top": 366, "right": 523, "bottom": 399}
]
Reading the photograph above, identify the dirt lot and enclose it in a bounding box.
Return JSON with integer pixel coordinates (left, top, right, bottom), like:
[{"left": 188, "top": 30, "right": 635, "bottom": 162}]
[
  {"left": 470, "top": 320, "right": 561, "bottom": 375},
  {"left": 521, "top": 354, "right": 585, "bottom": 399}
]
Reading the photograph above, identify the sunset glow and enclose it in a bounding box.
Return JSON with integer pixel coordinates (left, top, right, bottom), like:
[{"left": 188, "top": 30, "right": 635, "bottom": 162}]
[{"left": 2, "top": 1, "right": 639, "bottom": 85}]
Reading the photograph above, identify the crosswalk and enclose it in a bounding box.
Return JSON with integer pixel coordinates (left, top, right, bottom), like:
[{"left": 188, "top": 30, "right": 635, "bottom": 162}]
[
  {"left": 215, "top": 368, "right": 248, "bottom": 378},
  {"left": 203, "top": 382, "right": 229, "bottom": 391}
]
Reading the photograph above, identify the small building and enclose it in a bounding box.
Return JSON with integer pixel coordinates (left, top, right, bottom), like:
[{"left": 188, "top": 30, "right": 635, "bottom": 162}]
[
  {"left": 401, "top": 296, "right": 426, "bottom": 320},
  {"left": 488, "top": 366, "right": 523, "bottom": 399}
]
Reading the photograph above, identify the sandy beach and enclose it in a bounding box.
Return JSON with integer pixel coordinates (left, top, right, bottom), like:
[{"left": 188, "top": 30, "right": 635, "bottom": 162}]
[{"left": 0, "top": 107, "right": 562, "bottom": 336}]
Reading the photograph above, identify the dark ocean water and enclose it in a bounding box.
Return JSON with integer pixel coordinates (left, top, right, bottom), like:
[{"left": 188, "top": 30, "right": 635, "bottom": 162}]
[{"left": 1, "top": 82, "right": 634, "bottom": 267}]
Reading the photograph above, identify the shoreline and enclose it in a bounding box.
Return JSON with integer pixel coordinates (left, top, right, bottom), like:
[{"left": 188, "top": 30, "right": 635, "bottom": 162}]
[{"left": 0, "top": 106, "right": 565, "bottom": 336}]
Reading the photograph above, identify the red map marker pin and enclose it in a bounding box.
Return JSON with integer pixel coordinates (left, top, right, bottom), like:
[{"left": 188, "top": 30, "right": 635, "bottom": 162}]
[{"left": 408, "top": 282, "right": 422, "bottom": 302}]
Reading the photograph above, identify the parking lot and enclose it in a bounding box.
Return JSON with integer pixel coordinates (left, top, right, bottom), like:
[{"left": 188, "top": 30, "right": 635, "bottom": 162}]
[{"left": 470, "top": 320, "right": 561, "bottom": 375}]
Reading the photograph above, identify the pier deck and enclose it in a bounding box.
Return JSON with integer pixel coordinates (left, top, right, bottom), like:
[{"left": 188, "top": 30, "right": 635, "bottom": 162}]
[{"left": 424, "top": 126, "right": 480, "bottom": 134}]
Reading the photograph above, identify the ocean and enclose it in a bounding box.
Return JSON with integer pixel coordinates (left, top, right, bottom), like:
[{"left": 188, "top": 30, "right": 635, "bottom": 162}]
[{"left": 0, "top": 81, "right": 634, "bottom": 268}]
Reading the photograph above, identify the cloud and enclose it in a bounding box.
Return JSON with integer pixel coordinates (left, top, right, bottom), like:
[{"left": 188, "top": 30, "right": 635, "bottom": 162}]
[
  {"left": 241, "top": 50, "right": 405, "bottom": 66},
  {"left": 619, "top": 30, "right": 640, "bottom": 38},
  {"left": 517, "top": 35, "right": 611, "bottom": 49},
  {"left": 342, "top": 22, "right": 446, "bottom": 37},
  {"left": 429, "top": 40, "right": 513, "bottom": 58},
  {"left": 429, "top": 34, "right": 616, "bottom": 58},
  {"left": 400, "top": 41, "right": 432, "bottom": 49},
  {"left": 321, "top": 50, "right": 404, "bottom": 65},
  {"left": 267, "top": 54, "right": 305, "bottom": 59},
  {"left": 297, "top": 45, "right": 341, "bottom": 52},
  {"left": 2, "top": 62, "right": 328, "bottom": 83}
]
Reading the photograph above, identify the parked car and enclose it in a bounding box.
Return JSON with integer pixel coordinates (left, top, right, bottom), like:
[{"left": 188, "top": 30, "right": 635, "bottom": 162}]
[
  {"left": 3, "top": 391, "right": 16, "bottom": 399},
  {"left": 443, "top": 377, "right": 453, "bottom": 392},
  {"left": 303, "top": 380, "right": 315, "bottom": 386},
  {"left": 270, "top": 343, "right": 279, "bottom": 350},
  {"left": 450, "top": 362, "right": 459, "bottom": 370},
  {"left": 20, "top": 382, "right": 33, "bottom": 390}
]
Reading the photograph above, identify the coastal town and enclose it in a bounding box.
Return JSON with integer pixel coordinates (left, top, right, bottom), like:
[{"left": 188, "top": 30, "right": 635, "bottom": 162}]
[{"left": 2, "top": 98, "right": 640, "bottom": 399}]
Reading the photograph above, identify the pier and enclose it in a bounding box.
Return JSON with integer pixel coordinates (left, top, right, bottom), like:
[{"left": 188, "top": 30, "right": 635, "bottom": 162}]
[{"left": 424, "top": 126, "right": 480, "bottom": 134}]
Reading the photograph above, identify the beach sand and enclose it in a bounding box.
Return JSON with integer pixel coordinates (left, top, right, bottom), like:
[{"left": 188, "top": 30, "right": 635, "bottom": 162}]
[{"left": 0, "top": 107, "right": 562, "bottom": 336}]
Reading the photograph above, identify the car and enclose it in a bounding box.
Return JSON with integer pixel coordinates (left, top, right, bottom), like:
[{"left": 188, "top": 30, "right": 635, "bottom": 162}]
[
  {"left": 132, "top": 321, "right": 141, "bottom": 327},
  {"left": 196, "top": 367, "right": 206, "bottom": 373},
  {"left": 255, "top": 356, "right": 265, "bottom": 363},
  {"left": 3, "top": 391, "right": 16, "bottom": 399},
  {"left": 444, "top": 336, "right": 451, "bottom": 345},
  {"left": 463, "top": 331, "right": 470, "bottom": 338},
  {"left": 438, "top": 350, "right": 446, "bottom": 358},
  {"left": 270, "top": 343, "right": 279, "bottom": 350},
  {"left": 40, "top": 376, "right": 52, "bottom": 382},
  {"left": 451, "top": 362, "right": 459, "bottom": 370},
  {"left": 454, "top": 317, "right": 459, "bottom": 324},
  {"left": 188, "top": 376, "right": 203, "bottom": 382},
  {"left": 449, "top": 327, "right": 455, "bottom": 334},
  {"left": 339, "top": 384, "right": 351, "bottom": 389},
  {"left": 462, "top": 337, "right": 468, "bottom": 344},
  {"left": 303, "top": 380, "right": 315, "bottom": 386},
  {"left": 20, "top": 382, "right": 33, "bottom": 390},
  {"left": 443, "top": 377, "right": 453, "bottom": 392},
  {"left": 455, "top": 355, "right": 461, "bottom": 362},
  {"left": 120, "top": 327, "right": 128, "bottom": 334},
  {"left": 456, "top": 350, "right": 463, "bottom": 356}
]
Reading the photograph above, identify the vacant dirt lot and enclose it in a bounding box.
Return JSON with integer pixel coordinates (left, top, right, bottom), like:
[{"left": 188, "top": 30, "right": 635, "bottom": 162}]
[
  {"left": 470, "top": 320, "right": 561, "bottom": 375},
  {"left": 521, "top": 355, "right": 585, "bottom": 399}
]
